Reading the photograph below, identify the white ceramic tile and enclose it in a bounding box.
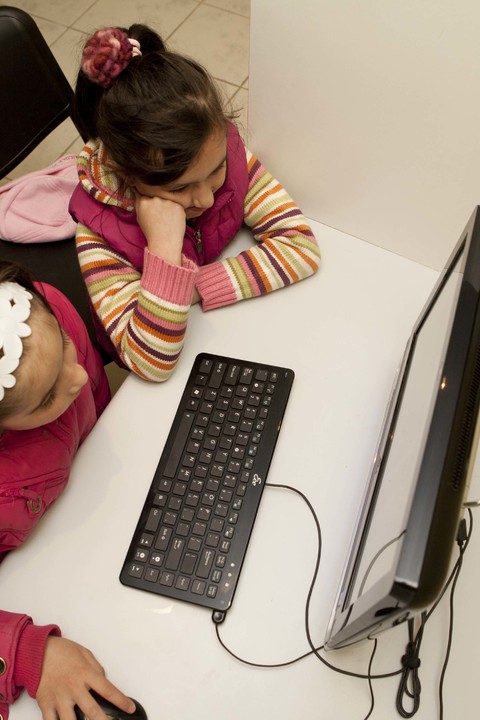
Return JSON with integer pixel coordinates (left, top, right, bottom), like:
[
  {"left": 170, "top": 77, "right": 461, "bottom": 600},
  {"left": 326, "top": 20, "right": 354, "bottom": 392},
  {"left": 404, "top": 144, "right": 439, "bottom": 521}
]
[
  {"left": 10, "top": 0, "right": 96, "bottom": 27},
  {"left": 7, "top": 120, "right": 80, "bottom": 180},
  {"left": 50, "top": 27, "right": 88, "bottom": 87},
  {"left": 30, "top": 15, "right": 67, "bottom": 44},
  {"left": 64, "top": 135, "right": 86, "bottom": 156},
  {"left": 205, "top": 0, "right": 250, "bottom": 18},
  {"left": 72, "top": 0, "right": 198, "bottom": 37},
  {"left": 168, "top": 4, "right": 249, "bottom": 86}
]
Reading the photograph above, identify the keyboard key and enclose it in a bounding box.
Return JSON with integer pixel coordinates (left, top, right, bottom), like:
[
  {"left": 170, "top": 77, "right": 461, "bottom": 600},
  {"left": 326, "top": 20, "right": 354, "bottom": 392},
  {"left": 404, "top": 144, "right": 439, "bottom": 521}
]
[
  {"left": 187, "top": 537, "right": 202, "bottom": 552},
  {"left": 160, "top": 572, "right": 175, "bottom": 587},
  {"left": 165, "top": 538, "right": 185, "bottom": 571},
  {"left": 128, "top": 563, "right": 143, "bottom": 578},
  {"left": 180, "top": 553, "right": 197, "bottom": 575},
  {"left": 197, "top": 549, "right": 214, "bottom": 578},
  {"left": 211, "top": 517, "right": 224, "bottom": 532},
  {"left": 191, "top": 580, "right": 206, "bottom": 595},
  {"left": 145, "top": 508, "right": 162, "bottom": 532},
  {"left": 155, "top": 527, "right": 172, "bottom": 551},
  {"left": 177, "top": 522, "right": 190, "bottom": 536},
  {"left": 145, "top": 568, "right": 159, "bottom": 583},
  {"left": 199, "top": 358, "right": 214, "bottom": 374},
  {"left": 209, "top": 361, "right": 226, "bottom": 388},
  {"left": 176, "top": 576, "right": 190, "bottom": 591},
  {"left": 240, "top": 367, "right": 254, "bottom": 384},
  {"left": 205, "top": 533, "right": 220, "bottom": 547},
  {"left": 225, "top": 364, "right": 241, "bottom": 385}
]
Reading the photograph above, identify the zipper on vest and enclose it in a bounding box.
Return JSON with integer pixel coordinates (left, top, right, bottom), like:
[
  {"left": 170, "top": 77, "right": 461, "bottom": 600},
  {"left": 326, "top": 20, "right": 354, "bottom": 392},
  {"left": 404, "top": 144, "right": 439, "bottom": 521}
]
[
  {"left": 0, "top": 487, "right": 43, "bottom": 514},
  {"left": 194, "top": 229, "right": 203, "bottom": 256}
]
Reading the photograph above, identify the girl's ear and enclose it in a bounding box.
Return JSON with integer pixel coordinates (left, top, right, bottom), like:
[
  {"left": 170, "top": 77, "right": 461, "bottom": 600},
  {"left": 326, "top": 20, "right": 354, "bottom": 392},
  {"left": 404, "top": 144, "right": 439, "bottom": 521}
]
[
  {"left": 101, "top": 145, "right": 119, "bottom": 171},
  {"left": 101, "top": 146, "right": 135, "bottom": 193}
]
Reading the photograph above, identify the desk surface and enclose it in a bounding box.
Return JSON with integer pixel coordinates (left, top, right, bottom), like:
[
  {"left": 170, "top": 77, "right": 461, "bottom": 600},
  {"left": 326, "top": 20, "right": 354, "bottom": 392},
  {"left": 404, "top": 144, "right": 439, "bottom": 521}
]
[{"left": 3, "top": 220, "right": 480, "bottom": 720}]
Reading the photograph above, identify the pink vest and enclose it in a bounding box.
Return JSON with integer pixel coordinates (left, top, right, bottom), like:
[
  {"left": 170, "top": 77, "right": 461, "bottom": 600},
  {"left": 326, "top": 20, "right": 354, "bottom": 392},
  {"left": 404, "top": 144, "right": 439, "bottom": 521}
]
[{"left": 69, "top": 124, "right": 249, "bottom": 269}]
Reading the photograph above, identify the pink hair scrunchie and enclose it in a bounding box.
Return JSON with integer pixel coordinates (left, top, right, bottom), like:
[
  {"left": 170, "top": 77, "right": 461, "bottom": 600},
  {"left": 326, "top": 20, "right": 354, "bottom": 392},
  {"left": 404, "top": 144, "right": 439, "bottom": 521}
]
[{"left": 81, "top": 28, "right": 140, "bottom": 88}]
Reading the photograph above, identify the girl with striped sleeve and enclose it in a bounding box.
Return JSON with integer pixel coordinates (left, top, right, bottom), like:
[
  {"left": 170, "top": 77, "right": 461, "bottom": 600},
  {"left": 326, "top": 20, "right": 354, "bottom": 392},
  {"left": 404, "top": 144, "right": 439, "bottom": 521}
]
[{"left": 70, "top": 24, "right": 320, "bottom": 381}]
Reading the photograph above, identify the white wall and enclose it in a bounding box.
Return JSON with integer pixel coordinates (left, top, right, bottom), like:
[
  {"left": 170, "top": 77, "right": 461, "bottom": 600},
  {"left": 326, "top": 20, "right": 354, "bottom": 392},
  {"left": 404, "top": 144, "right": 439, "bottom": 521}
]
[{"left": 248, "top": 0, "right": 480, "bottom": 270}]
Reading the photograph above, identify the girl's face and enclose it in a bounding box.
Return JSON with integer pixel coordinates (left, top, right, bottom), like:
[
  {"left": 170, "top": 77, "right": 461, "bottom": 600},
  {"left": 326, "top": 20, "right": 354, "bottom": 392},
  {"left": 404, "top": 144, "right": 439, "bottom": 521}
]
[
  {"left": 1, "top": 307, "right": 88, "bottom": 431},
  {"left": 134, "top": 129, "right": 228, "bottom": 219}
]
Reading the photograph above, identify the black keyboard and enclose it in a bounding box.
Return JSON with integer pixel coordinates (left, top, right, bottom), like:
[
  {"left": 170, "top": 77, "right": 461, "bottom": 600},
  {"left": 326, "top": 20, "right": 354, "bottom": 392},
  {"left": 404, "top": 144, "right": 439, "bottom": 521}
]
[{"left": 120, "top": 352, "right": 294, "bottom": 616}]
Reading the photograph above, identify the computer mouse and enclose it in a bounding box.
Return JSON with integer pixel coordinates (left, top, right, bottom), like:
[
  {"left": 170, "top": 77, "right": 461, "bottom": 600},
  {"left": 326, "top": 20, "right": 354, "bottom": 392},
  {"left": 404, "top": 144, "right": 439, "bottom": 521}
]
[{"left": 74, "top": 690, "right": 148, "bottom": 720}]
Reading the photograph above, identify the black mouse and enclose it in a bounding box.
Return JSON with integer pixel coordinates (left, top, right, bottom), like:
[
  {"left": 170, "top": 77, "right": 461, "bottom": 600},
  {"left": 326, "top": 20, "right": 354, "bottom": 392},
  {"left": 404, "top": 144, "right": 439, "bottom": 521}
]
[{"left": 74, "top": 690, "right": 148, "bottom": 720}]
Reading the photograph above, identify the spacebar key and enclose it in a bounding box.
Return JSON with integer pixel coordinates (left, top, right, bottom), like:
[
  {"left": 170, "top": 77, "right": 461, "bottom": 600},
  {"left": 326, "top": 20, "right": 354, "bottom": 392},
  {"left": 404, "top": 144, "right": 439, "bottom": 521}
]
[{"left": 163, "top": 412, "right": 195, "bottom": 478}]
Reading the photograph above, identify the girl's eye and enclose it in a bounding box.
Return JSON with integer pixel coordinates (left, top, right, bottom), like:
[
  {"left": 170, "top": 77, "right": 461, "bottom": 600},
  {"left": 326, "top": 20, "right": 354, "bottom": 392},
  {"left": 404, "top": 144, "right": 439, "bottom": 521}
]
[
  {"left": 62, "top": 331, "right": 70, "bottom": 348},
  {"left": 171, "top": 185, "right": 187, "bottom": 194}
]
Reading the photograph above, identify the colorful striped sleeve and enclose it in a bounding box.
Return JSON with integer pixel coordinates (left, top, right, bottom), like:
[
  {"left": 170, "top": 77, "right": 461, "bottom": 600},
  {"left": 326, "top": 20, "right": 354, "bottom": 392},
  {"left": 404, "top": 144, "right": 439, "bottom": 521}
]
[
  {"left": 75, "top": 224, "right": 198, "bottom": 382},
  {"left": 195, "top": 149, "right": 320, "bottom": 310}
]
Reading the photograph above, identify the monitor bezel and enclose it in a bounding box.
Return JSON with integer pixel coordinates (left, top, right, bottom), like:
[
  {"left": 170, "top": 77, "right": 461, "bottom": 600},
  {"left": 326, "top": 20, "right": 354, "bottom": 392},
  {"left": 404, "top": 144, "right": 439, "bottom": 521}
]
[{"left": 325, "top": 206, "right": 480, "bottom": 650}]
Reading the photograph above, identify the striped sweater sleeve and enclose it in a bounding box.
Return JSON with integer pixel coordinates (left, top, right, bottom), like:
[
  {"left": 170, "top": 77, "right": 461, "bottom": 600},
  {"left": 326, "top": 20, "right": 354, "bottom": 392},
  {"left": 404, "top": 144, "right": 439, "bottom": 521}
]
[
  {"left": 195, "top": 149, "right": 320, "bottom": 310},
  {"left": 75, "top": 225, "right": 198, "bottom": 382}
]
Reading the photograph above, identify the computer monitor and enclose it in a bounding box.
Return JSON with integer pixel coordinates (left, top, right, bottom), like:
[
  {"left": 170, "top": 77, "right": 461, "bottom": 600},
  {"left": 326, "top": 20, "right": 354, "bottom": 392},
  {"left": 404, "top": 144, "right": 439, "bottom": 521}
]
[{"left": 325, "top": 206, "right": 480, "bottom": 650}]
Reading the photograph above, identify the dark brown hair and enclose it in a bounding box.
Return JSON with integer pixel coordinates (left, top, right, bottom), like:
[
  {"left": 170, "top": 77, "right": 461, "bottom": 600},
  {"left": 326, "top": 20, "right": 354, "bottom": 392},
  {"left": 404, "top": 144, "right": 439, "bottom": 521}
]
[{"left": 74, "top": 23, "right": 232, "bottom": 186}]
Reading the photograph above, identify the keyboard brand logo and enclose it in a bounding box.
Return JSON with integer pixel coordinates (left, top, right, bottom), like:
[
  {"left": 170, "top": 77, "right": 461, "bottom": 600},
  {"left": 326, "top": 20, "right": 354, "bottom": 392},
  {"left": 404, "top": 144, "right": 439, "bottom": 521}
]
[{"left": 252, "top": 473, "right": 262, "bottom": 486}]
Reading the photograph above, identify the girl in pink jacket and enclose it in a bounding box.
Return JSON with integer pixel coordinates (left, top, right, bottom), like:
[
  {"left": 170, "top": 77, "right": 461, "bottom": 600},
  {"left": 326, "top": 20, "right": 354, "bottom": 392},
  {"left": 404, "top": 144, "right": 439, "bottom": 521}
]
[{"left": 0, "top": 262, "right": 135, "bottom": 719}]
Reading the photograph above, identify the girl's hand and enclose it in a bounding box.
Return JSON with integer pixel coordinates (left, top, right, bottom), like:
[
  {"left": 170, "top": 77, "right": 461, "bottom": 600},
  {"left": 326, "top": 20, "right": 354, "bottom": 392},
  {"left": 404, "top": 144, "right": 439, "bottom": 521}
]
[
  {"left": 35, "top": 636, "right": 136, "bottom": 720},
  {"left": 134, "top": 193, "right": 186, "bottom": 266}
]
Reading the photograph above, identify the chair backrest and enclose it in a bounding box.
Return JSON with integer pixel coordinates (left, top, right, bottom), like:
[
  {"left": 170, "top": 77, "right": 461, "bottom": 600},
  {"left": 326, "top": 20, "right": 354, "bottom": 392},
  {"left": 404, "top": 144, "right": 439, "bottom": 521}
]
[
  {"left": 0, "top": 7, "right": 109, "bottom": 360},
  {"left": 0, "top": 5, "right": 85, "bottom": 177}
]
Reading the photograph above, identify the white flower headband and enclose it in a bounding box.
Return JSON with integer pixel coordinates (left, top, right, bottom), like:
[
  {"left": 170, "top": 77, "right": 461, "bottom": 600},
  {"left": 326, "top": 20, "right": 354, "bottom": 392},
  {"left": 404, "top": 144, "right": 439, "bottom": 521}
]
[{"left": 0, "top": 282, "right": 33, "bottom": 401}]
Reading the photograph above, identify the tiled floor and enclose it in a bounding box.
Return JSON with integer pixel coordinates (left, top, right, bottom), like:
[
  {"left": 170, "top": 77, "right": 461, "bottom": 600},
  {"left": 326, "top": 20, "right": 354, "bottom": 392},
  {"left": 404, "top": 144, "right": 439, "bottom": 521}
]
[
  {"left": 5, "top": 0, "right": 250, "bottom": 183},
  {"left": 5, "top": 0, "right": 250, "bottom": 393}
]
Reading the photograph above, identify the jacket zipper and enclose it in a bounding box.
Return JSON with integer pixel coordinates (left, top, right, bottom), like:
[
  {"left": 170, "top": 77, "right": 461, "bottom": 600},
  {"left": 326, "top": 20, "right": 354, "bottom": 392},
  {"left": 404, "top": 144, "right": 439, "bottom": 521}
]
[
  {"left": 194, "top": 229, "right": 203, "bottom": 258},
  {"left": 0, "top": 488, "right": 43, "bottom": 514}
]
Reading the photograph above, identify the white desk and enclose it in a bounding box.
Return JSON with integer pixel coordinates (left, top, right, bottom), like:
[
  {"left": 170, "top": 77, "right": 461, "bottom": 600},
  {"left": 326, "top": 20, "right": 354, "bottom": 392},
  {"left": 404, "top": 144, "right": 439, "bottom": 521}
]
[{"left": 3, "top": 220, "right": 480, "bottom": 719}]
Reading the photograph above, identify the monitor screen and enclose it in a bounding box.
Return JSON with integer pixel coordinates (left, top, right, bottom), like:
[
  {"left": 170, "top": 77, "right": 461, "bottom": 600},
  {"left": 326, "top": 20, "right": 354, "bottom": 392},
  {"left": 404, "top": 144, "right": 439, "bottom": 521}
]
[{"left": 325, "top": 206, "right": 480, "bottom": 650}]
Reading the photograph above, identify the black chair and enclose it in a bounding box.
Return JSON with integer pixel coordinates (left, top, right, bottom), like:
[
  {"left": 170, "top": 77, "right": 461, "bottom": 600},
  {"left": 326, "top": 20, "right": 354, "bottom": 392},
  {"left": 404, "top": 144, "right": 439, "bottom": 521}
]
[{"left": 0, "top": 5, "right": 105, "bottom": 357}]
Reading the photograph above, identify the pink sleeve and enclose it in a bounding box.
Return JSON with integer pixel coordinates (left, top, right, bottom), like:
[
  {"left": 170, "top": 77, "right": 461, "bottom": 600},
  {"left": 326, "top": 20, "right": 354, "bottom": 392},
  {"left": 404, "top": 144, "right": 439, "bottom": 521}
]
[{"left": 0, "top": 610, "right": 60, "bottom": 714}]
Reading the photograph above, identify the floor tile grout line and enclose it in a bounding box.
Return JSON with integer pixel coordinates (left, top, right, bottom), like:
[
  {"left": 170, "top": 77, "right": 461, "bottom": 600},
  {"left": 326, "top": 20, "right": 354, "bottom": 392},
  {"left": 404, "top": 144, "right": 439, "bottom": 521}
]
[
  {"left": 66, "top": 0, "right": 101, "bottom": 34},
  {"left": 202, "top": 2, "right": 250, "bottom": 20},
  {"left": 165, "top": 3, "right": 203, "bottom": 42}
]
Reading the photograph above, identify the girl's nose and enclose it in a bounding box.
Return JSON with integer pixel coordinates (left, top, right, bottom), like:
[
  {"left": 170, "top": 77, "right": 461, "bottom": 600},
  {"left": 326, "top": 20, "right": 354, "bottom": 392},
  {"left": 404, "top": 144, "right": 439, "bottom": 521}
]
[{"left": 192, "top": 183, "right": 215, "bottom": 210}]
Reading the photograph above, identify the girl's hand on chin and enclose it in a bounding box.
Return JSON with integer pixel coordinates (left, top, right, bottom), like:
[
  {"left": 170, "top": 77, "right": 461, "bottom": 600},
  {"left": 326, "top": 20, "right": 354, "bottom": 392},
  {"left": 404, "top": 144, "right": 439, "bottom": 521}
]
[{"left": 134, "top": 193, "right": 185, "bottom": 265}]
